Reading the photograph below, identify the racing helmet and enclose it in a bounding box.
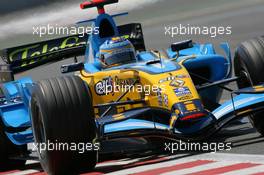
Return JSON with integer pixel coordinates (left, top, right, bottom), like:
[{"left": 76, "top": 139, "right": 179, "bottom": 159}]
[{"left": 99, "top": 37, "right": 136, "bottom": 66}]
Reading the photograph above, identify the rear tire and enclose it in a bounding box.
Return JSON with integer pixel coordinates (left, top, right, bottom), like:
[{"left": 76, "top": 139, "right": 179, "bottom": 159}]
[
  {"left": 234, "top": 36, "right": 264, "bottom": 136},
  {"left": 30, "top": 76, "right": 98, "bottom": 175}
]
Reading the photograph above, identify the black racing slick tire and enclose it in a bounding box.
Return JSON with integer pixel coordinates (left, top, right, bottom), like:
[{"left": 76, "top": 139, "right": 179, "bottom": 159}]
[
  {"left": 30, "top": 76, "right": 98, "bottom": 175},
  {"left": 0, "top": 119, "right": 26, "bottom": 170},
  {"left": 234, "top": 36, "right": 264, "bottom": 136}
]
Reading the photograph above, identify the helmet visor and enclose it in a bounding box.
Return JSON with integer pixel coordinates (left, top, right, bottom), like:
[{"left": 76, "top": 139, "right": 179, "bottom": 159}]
[{"left": 104, "top": 48, "right": 136, "bottom": 66}]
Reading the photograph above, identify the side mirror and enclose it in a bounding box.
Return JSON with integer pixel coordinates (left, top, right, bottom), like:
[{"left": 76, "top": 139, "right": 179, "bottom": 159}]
[
  {"left": 0, "top": 64, "right": 14, "bottom": 83},
  {"left": 61, "top": 62, "right": 84, "bottom": 74},
  {"left": 171, "top": 40, "right": 193, "bottom": 52}
]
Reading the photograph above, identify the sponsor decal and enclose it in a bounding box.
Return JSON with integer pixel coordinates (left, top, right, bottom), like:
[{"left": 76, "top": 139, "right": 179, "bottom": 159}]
[
  {"left": 115, "top": 76, "right": 139, "bottom": 86},
  {"left": 179, "top": 95, "right": 193, "bottom": 101},
  {"left": 185, "top": 102, "right": 197, "bottom": 111},
  {"left": 5, "top": 34, "right": 88, "bottom": 70},
  {"left": 159, "top": 75, "right": 187, "bottom": 86},
  {"left": 170, "top": 79, "right": 185, "bottom": 87},
  {"left": 164, "top": 94, "right": 169, "bottom": 107},
  {"left": 159, "top": 76, "right": 175, "bottom": 84},
  {"left": 175, "top": 74, "right": 190, "bottom": 78},
  {"left": 157, "top": 88, "right": 163, "bottom": 106},
  {"left": 174, "top": 87, "right": 192, "bottom": 97}
]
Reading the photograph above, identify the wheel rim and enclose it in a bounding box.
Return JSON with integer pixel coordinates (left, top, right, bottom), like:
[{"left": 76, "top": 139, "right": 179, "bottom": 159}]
[{"left": 239, "top": 69, "right": 253, "bottom": 88}]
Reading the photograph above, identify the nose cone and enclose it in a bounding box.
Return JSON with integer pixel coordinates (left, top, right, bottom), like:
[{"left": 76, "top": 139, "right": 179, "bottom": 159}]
[
  {"left": 171, "top": 99, "right": 217, "bottom": 138},
  {"left": 174, "top": 112, "right": 216, "bottom": 137}
]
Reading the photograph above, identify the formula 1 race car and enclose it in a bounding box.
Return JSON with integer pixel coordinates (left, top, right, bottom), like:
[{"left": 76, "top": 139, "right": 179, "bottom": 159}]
[{"left": 1, "top": 0, "right": 264, "bottom": 174}]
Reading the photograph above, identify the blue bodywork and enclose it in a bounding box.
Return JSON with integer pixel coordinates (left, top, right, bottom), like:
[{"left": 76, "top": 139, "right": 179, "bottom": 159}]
[
  {"left": 0, "top": 78, "right": 33, "bottom": 145},
  {"left": 0, "top": 10, "right": 263, "bottom": 146}
]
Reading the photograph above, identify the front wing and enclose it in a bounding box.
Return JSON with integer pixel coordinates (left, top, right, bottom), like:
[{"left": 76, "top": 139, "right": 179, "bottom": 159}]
[{"left": 98, "top": 85, "right": 264, "bottom": 141}]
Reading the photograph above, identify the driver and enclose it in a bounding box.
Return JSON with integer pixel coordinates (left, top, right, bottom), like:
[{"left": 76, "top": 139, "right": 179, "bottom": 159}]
[{"left": 98, "top": 37, "right": 136, "bottom": 67}]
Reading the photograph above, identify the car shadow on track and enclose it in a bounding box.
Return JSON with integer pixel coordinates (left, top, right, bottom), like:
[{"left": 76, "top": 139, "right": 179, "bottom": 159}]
[
  {"left": 209, "top": 121, "right": 264, "bottom": 152},
  {"left": 1, "top": 120, "right": 263, "bottom": 174}
]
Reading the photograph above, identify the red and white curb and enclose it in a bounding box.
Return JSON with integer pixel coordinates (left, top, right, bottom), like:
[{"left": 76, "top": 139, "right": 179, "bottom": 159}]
[{"left": 1, "top": 153, "right": 264, "bottom": 175}]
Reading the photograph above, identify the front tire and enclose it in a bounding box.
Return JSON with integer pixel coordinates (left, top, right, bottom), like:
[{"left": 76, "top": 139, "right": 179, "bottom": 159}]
[
  {"left": 30, "top": 76, "right": 98, "bottom": 175},
  {"left": 234, "top": 36, "right": 264, "bottom": 136}
]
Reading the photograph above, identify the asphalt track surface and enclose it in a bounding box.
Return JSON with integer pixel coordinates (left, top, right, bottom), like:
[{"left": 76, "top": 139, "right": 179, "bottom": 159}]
[{"left": 1, "top": 0, "right": 264, "bottom": 174}]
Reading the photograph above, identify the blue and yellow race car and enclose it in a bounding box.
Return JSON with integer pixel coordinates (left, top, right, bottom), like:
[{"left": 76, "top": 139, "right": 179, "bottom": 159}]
[{"left": 0, "top": 0, "right": 264, "bottom": 174}]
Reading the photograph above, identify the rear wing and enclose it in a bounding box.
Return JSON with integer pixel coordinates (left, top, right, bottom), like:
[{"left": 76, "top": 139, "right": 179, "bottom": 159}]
[
  {"left": 0, "top": 34, "right": 88, "bottom": 73},
  {"left": 0, "top": 22, "right": 145, "bottom": 74}
]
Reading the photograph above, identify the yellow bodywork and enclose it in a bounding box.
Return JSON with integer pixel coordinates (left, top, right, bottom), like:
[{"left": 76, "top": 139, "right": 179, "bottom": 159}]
[{"left": 80, "top": 63, "right": 200, "bottom": 118}]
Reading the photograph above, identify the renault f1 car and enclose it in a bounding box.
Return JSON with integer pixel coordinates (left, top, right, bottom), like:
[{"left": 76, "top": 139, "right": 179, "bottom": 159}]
[{"left": 1, "top": 0, "right": 264, "bottom": 174}]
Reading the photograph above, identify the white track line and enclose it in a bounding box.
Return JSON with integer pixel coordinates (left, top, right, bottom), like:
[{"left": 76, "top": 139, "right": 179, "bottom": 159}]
[
  {"left": 96, "top": 158, "right": 142, "bottom": 167},
  {"left": 162, "top": 161, "right": 238, "bottom": 175},
  {"left": 6, "top": 170, "right": 39, "bottom": 175},
  {"left": 105, "top": 158, "right": 196, "bottom": 175},
  {"left": 4, "top": 153, "right": 264, "bottom": 175},
  {"left": 25, "top": 160, "right": 39, "bottom": 165},
  {"left": 189, "top": 153, "right": 264, "bottom": 164}
]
